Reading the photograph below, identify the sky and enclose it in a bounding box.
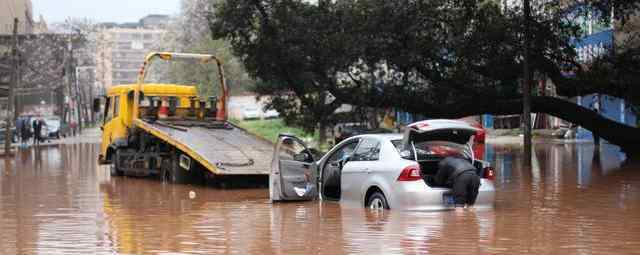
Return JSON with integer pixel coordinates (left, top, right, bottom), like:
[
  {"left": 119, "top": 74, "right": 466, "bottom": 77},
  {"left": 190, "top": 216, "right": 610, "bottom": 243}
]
[{"left": 32, "top": 0, "right": 181, "bottom": 23}]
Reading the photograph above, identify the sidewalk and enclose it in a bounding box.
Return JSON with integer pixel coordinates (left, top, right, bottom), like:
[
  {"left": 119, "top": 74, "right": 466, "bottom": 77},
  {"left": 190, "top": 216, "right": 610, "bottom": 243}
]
[
  {"left": 486, "top": 128, "right": 593, "bottom": 145},
  {"left": 0, "top": 127, "right": 101, "bottom": 155}
]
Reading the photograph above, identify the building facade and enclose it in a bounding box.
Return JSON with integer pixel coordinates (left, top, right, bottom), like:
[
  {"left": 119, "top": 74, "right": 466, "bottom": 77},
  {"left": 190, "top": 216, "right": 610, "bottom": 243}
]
[
  {"left": 0, "top": 0, "right": 34, "bottom": 34},
  {"left": 95, "top": 15, "right": 168, "bottom": 89}
]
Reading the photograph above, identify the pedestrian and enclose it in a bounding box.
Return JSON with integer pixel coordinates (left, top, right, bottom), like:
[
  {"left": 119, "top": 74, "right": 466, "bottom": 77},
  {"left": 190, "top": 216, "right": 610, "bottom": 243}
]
[
  {"left": 20, "top": 118, "right": 30, "bottom": 147},
  {"left": 16, "top": 117, "right": 23, "bottom": 145},
  {"left": 39, "top": 119, "right": 48, "bottom": 143},
  {"left": 33, "top": 118, "right": 41, "bottom": 146},
  {"left": 70, "top": 121, "right": 77, "bottom": 137},
  {"left": 430, "top": 156, "right": 481, "bottom": 210}
]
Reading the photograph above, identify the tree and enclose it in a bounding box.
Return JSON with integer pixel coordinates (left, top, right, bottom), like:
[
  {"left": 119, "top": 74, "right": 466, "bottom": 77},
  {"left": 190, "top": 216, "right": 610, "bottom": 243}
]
[
  {"left": 211, "top": 0, "right": 369, "bottom": 145},
  {"left": 211, "top": 0, "right": 640, "bottom": 155},
  {"left": 158, "top": 0, "right": 252, "bottom": 97}
]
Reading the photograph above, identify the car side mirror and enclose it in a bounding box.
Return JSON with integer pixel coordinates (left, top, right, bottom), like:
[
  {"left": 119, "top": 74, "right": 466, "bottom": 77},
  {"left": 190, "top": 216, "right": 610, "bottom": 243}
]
[
  {"left": 100, "top": 126, "right": 104, "bottom": 131},
  {"left": 400, "top": 150, "right": 411, "bottom": 159},
  {"left": 92, "top": 98, "right": 101, "bottom": 113}
]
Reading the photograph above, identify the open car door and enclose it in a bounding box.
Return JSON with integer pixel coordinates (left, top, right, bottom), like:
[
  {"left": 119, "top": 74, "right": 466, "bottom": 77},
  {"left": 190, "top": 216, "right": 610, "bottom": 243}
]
[{"left": 270, "top": 134, "right": 318, "bottom": 202}]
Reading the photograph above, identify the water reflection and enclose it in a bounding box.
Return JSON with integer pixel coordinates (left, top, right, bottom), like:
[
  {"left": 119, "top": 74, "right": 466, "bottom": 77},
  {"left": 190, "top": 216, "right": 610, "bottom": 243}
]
[
  {"left": 489, "top": 141, "right": 629, "bottom": 187},
  {"left": 0, "top": 142, "right": 639, "bottom": 254}
]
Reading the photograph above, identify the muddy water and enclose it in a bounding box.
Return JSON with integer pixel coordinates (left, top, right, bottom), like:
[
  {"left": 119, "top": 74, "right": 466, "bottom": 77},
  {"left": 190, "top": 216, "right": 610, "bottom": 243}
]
[{"left": 1, "top": 142, "right": 640, "bottom": 254}]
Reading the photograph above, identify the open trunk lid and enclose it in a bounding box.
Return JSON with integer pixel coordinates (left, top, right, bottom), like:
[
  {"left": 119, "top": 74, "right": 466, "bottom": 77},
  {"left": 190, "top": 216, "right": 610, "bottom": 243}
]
[{"left": 401, "top": 119, "right": 479, "bottom": 150}]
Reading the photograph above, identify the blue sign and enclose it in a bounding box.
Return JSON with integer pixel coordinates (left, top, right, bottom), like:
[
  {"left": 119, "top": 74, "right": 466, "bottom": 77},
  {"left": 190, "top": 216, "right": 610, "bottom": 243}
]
[{"left": 573, "top": 29, "right": 613, "bottom": 63}]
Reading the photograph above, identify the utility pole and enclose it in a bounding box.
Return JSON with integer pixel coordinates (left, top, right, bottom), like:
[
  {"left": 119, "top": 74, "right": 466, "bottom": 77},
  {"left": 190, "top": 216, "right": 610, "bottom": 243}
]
[
  {"left": 4, "top": 18, "right": 18, "bottom": 154},
  {"left": 74, "top": 67, "right": 83, "bottom": 134},
  {"left": 65, "top": 37, "right": 75, "bottom": 133},
  {"left": 523, "top": 0, "right": 532, "bottom": 166}
]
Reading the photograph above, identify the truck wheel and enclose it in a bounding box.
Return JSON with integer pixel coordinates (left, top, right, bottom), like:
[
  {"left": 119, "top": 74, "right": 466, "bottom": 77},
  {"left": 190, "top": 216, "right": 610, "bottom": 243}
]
[
  {"left": 367, "top": 191, "right": 389, "bottom": 210},
  {"left": 163, "top": 152, "right": 191, "bottom": 184},
  {"left": 110, "top": 150, "right": 124, "bottom": 176}
]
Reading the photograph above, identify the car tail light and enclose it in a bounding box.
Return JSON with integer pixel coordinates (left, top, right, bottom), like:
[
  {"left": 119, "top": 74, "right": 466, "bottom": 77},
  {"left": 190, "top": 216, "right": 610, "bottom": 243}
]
[
  {"left": 397, "top": 165, "right": 422, "bottom": 181},
  {"left": 483, "top": 166, "right": 495, "bottom": 181}
]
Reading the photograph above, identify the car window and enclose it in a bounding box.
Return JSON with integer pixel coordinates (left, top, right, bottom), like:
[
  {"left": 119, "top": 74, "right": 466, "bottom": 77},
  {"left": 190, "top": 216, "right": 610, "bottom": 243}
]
[
  {"left": 351, "top": 137, "right": 381, "bottom": 161},
  {"left": 279, "top": 137, "right": 309, "bottom": 162},
  {"left": 328, "top": 139, "right": 360, "bottom": 163}
]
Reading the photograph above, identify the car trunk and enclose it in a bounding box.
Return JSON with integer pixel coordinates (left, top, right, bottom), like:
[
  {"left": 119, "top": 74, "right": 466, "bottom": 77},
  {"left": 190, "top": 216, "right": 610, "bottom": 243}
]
[
  {"left": 401, "top": 120, "right": 483, "bottom": 187},
  {"left": 416, "top": 159, "right": 486, "bottom": 187}
]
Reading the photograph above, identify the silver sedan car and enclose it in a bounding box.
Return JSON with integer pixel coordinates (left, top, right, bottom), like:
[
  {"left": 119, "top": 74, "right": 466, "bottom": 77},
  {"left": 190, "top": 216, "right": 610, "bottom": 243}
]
[{"left": 270, "top": 119, "right": 495, "bottom": 211}]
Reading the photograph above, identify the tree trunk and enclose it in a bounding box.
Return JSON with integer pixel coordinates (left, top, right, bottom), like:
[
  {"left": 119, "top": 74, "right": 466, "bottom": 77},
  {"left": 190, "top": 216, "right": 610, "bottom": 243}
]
[
  {"left": 318, "top": 120, "right": 327, "bottom": 150},
  {"left": 331, "top": 84, "right": 640, "bottom": 157},
  {"left": 522, "top": 0, "right": 532, "bottom": 166},
  {"left": 420, "top": 96, "right": 640, "bottom": 156}
]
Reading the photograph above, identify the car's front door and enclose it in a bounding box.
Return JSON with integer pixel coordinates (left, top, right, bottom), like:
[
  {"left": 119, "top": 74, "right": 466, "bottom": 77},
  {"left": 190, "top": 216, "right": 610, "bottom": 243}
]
[
  {"left": 319, "top": 138, "right": 360, "bottom": 201},
  {"left": 341, "top": 137, "right": 382, "bottom": 203},
  {"left": 270, "top": 134, "right": 318, "bottom": 202}
]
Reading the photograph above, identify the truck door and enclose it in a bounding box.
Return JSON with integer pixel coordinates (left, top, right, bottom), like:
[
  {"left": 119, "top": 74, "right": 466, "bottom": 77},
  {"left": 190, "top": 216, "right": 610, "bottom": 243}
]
[
  {"left": 270, "top": 134, "right": 318, "bottom": 201},
  {"left": 100, "top": 95, "right": 122, "bottom": 163},
  {"left": 99, "top": 96, "right": 113, "bottom": 162}
]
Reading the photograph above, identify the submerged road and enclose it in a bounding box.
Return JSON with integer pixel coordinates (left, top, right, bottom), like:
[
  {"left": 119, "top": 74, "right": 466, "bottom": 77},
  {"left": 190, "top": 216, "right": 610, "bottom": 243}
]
[{"left": 0, "top": 131, "right": 639, "bottom": 254}]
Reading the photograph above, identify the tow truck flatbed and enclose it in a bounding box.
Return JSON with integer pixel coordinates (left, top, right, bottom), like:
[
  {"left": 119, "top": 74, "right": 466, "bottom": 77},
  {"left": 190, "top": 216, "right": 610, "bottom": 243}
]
[{"left": 135, "top": 119, "right": 273, "bottom": 175}]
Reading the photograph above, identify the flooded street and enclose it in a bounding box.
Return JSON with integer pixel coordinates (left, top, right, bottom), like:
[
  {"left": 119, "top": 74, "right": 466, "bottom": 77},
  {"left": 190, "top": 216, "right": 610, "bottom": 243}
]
[{"left": 1, "top": 140, "right": 640, "bottom": 254}]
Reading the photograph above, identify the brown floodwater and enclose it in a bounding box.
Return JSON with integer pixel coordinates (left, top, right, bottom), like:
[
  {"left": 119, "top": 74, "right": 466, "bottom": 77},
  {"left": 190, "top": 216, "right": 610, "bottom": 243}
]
[{"left": 1, "top": 141, "right": 640, "bottom": 254}]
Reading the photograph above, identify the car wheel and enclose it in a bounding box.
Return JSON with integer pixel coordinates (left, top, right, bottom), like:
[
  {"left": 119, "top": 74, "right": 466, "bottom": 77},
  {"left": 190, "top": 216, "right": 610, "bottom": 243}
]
[{"left": 367, "top": 191, "right": 389, "bottom": 210}]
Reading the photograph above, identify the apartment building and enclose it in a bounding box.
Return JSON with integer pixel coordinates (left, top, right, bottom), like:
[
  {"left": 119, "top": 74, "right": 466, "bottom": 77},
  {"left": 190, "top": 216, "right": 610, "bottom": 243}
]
[
  {"left": 1, "top": 0, "right": 33, "bottom": 34},
  {"left": 95, "top": 15, "right": 168, "bottom": 89}
]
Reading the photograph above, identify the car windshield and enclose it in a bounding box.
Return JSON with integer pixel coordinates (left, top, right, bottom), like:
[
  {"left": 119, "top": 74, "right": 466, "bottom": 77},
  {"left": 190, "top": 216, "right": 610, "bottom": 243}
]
[{"left": 392, "top": 139, "right": 471, "bottom": 160}]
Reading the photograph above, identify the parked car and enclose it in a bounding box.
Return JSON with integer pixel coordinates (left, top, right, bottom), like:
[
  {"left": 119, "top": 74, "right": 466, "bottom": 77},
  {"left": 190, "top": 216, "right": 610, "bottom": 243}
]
[
  {"left": 43, "top": 116, "right": 63, "bottom": 139},
  {"left": 242, "top": 107, "right": 260, "bottom": 120},
  {"left": 467, "top": 121, "right": 486, "bottom": 143},
  {"left": 264, "top": 109, "right": 280, "bottom": 119},
  {"left": 270, "top": 119, "right": 495, "bottom": 211},
  {"left": 334, "top": 123, "right": 393, "bottom": 144}
]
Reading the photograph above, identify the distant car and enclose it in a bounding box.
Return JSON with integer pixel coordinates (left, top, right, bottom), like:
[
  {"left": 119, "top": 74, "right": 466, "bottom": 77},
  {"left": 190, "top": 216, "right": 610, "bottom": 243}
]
[
  {"left": 270, "top": 119, "right": 496, "bottom": 211},
  {"left": 264, "top": 109, "right": 280, "bottom": 119},
  {"left": 334, "top": 123, "right": 393, "bottom": 144},
  {"left": 242, "top": 107, "right": 260, "bottom": 120},
  {"left": 469, "top": 122, "right": 486, "bottom": 143},
  {"left": 43, "top": 116, "right": 62, "bottom": 139}
]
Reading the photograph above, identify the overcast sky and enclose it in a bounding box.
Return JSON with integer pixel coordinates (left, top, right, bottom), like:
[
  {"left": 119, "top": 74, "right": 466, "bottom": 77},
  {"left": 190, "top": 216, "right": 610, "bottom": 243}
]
[{"left": 32, "top": 0, "right": 181, "bottom": 23}]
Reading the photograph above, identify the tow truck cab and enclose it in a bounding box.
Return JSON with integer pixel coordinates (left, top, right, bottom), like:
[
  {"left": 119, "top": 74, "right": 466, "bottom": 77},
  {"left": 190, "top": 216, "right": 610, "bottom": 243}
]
[{"left": 98, "top": 84, "right": 200, "bottom": 164}]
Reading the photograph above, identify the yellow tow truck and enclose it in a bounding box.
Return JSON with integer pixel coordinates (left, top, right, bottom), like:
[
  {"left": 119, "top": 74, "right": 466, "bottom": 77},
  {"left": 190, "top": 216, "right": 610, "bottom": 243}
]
[{"left": 97, "top": 52, "right": 272, "bottom": 185}]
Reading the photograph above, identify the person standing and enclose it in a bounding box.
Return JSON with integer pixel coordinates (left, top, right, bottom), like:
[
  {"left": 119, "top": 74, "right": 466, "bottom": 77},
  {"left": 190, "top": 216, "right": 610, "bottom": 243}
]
[
  {"left": 39, "top": 119, "right": 48, "bottom": 143},
  {"left": 16, "top": 117, "right": 23, "bottom": 146},
  {"left": 24, "top": 118, "right": 30, "bottom": 144},
  {"left": 33, "top": 118, "right": 41, "bottom": 146}
]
